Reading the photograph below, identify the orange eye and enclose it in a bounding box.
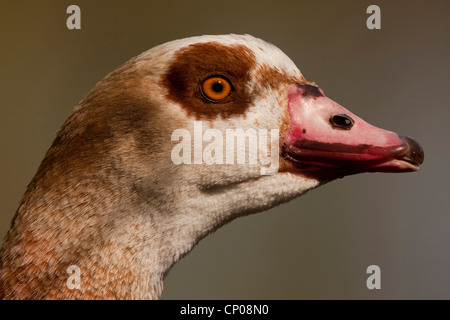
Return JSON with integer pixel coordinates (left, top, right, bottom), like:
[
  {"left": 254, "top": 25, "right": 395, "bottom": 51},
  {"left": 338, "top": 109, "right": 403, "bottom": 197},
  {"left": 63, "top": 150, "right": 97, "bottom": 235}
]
[{"left": 201, "top": 76, "right": 232, "bottom": 102}]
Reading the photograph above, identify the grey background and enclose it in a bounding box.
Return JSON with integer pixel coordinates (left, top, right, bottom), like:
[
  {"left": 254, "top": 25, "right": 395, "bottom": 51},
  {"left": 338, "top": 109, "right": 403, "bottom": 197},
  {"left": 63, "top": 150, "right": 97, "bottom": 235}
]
[{"left": 0, "top": 0, "right": 449, "bottom": 299}]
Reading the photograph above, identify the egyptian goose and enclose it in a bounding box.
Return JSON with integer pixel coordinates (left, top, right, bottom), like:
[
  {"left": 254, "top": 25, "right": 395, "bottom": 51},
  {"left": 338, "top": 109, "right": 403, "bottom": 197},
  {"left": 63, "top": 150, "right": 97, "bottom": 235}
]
[{"left": 0, "top": 34, "right": 423, "bottom": 299}]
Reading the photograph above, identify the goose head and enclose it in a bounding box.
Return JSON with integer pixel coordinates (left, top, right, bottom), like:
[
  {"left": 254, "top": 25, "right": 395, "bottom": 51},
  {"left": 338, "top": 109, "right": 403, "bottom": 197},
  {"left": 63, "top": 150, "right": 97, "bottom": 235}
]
[{"left": 0, "top": 34, "right": 423, "bottom": 299}]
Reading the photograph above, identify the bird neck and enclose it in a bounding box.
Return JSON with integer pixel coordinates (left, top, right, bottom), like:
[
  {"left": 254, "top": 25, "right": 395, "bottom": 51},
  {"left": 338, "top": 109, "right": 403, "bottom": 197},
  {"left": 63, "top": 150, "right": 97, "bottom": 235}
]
[{"left": 1, "top": 167, "right": 319, "bottom": 300}]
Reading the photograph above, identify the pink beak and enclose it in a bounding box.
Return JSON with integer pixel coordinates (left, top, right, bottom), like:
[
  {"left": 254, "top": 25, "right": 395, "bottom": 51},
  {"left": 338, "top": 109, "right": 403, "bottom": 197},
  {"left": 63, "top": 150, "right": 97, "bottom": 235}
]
[{"left": 284, "top": 84, "right": 424, "bottom": 179}]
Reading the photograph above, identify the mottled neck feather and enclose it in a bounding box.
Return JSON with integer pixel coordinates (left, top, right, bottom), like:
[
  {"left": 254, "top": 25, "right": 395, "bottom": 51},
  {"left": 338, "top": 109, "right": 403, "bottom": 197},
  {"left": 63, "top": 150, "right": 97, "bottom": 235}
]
[{"left": 0, "top": 110, "right": 155, "bottom": 299}]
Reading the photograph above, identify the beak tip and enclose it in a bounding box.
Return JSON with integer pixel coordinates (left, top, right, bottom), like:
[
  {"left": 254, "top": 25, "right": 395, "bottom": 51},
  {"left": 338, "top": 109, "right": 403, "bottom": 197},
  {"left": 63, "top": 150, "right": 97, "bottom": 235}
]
[{"left": 399, "top": 135, "right": 424, "bottom": 166}]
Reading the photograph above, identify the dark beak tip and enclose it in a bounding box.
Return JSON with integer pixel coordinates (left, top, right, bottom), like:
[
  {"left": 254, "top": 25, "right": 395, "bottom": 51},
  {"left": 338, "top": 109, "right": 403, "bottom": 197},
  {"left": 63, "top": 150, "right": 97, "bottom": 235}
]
[{"left": 399, "top": 135, "right": 424, "bottom": 165}]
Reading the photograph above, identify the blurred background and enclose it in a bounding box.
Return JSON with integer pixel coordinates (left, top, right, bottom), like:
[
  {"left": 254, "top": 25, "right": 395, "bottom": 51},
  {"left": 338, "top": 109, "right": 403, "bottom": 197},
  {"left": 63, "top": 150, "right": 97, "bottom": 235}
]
[{"left": 1, "top": 0, "right": 449, "bottom": 299}]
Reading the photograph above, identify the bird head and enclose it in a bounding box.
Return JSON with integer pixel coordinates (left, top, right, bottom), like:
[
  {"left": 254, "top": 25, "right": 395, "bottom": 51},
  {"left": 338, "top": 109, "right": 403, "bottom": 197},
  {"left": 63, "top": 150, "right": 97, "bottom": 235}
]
[{"left": 74, "top": 34, "right": 423, "bottom": 225}]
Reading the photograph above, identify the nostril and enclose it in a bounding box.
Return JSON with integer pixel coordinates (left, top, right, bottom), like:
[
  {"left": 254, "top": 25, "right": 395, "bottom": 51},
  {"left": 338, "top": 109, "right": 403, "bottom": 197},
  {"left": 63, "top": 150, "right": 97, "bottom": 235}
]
[{"left": 330, "top": 114, "right": 354, "bottom": 130}]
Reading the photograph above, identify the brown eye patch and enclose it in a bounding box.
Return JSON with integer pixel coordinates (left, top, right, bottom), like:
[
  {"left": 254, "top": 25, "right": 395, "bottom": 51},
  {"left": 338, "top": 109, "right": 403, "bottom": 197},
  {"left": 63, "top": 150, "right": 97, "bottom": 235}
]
[{"left": 161, "top": 42, "right": 257, "bottom": 120}]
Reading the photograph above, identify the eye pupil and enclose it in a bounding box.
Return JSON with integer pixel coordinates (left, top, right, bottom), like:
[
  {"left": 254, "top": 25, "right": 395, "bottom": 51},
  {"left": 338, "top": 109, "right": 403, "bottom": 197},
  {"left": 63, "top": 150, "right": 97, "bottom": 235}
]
[{"left": 212, "top": 81, "right": 224, "bottom": 93}]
